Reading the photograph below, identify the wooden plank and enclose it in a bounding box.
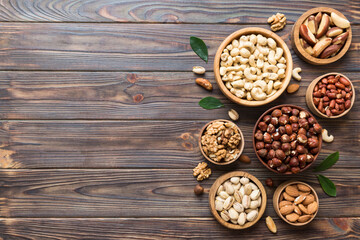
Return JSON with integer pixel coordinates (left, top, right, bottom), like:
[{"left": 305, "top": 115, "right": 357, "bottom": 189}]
[
  {"left": 0, "top": 120, "right": 358, "bottom": 168},
  {"left": 0, "top": 169, "right": 358, "bottom": 218},
  {"left": 0, "top": 23, "right": 359, "bottom": 71},
  {"left": 0, "top": 0, "right": 357, "bottom": 24},
  {"left": 0, "top": 217, "right": 359, "bottom": 239},
  {"left": 0, "top": 71, "right": 359, "bottom": 120}
]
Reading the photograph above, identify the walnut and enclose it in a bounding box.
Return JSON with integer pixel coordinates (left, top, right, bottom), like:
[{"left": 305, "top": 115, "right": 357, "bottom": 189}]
[
  {"left": 228, "top": 133, "right": 241, "bottom": 148},
  {"left": 267, "top": 13, "right": 286, "bottom": 32},
  {"left": 193, "top": 162, "right": 211, "bottom": 181},
  {"left": 215, "top": 149, "right": 227, "bottom": 162}
]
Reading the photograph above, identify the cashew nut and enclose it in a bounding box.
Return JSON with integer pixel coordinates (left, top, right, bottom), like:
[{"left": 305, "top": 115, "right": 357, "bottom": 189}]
[
  {"left": 275, "top": 47, "right": 283, "bottom": 60},
  {"left": 264, "top": 65, "right": 278, "bottom": 73},
  {"left": 232, "top": 39, "right": 239, "bottom": 48},
  {"left": 322, "top": 129, "right": 334, "bottom": 143},
  {"left": 268, "top": 50, "right": 277, "bottom": 65},
  {"left": 278, "top": 57, "right": 286, "bottom": 64},
  {"left": 251, "top": 87, "right": 267, "bottom": 100},
  {"left": 277, "top": 68, "right": 285, "bottom": 79},
  {"left": 246, "top": 91, "right": 253, "bottom": 101},
  {"left": 221, "top": 52, "right": 229, "bottom": 61},
  {"left": 220, "top": 67, "right": 227, "bottom": 76},
  {"left": 244, "top": 82, "right": 253, "bottom": 91},
  {"left": 231, "top": 80, "right": 245, "bottom": 89},
  {"left": 226, "top": 44, "right": 233, "bottom": 51},
  {"left": 239, "top": 48, "right": 251, "bottom": 58},
  {"left": 257, "top": 58, "right": 264, "bottom": 69},
  {"left": 234, "top": 89, "right": 246, "bottom": 98},
  {"left": 292, "top": 67, "right": 302, "bottom": 81},
  {"left": 266, "top": 80, "right": 274, "bottom": 95},
  {"left": 253, "top": 80, "right": 267, "bottom": 92},
  {"left": 273, "top": 81, "right": 282, "bottom": 89},
  {"left": 244, "top": 68, "right": 257, "bottom": 80},
  {"left": 226, "top": 81, "right": 232, "bottom": 89},
  {"left": 249, "top": 34, "right": 257, "bottom": 45},
  {"left": 257, "top": 35, "right": 267, "bottom": 45},
  {"left": 277, "top": 63, "right": 286, "bottom": 69},
  {"left": 267, "top": 38, "right": 277, "bottom": 49},
  {"left": 230, "top": 48, "right": 240, "bottom": 57},
  {"left": 240, "top": 41, "right": 255, "bottom": 53},
  {"left": 249, "top": 55, "right": 256, "bottom": 67},
  {"left": 268, "top": 73, "right": 279, "bottom": 80}
]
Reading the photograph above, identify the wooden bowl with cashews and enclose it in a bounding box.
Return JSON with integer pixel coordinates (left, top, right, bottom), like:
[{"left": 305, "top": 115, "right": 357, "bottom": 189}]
[{"left": 214, "top": 27, "right": 293, "bottom": 107}]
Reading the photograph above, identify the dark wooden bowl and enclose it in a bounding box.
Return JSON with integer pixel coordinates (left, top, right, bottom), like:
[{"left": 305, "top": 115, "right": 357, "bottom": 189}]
[
  {"left": 199, "top": 119, "right": 244, "bottom": 165},
  {"left": 291, "top": 7, "right": 352, "bottom": 65},
  {"left": 209, "top": 171, "right": 267, "bottom": 229},
  {"left": 214, "top": 27, "right": 293, "bottom": 107},
  {"left": 252, "top": 104, "right": 322, "bottom": 174},
  {"left": 273, "top": 180, "right": 319, "bottom": 226},
  {"left": 306, "top": 72, "right": 355, "bottom": 118}
]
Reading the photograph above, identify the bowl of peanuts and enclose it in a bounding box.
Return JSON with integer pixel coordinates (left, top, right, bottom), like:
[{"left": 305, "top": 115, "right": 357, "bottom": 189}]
[{"left": 214, "top": 27, "right": 293, "bottom": 107}]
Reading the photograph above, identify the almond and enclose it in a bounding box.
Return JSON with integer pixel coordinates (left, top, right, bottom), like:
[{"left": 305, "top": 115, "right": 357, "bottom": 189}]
[
  {"left": 298, "top": 191, "right": 310, "bottom": 196},
  {"left": 298, "top": 204, "right": 309, "bottom": 215},
  {"left": 302, "top": 194, "right": 315, "bottom": 205},
  {"left": 285, "top": 185, "right": 300, "bottom": 197},
  {"left": 279, "top": 192, "right": 284, "bottom": 201},
  {"left": 298, "top": 214, "right": 312, "bottom": 223},
  {"left": 286, "top": 213, "right": 299, "bottom": 222},
  {"left": 266, "top": 216, "right": 277, "bottom": 233},
  {"left": 279, "top": 200, "right": 293, "bottom": 208},
  {"left": 283, "top": 192, "right": 295, "bottom": 201},
  {"left": 294, "top": 194, "right": 307, "bottom": 205},
  {"left": 287, "top": 84, "right": 300, "bottom": 94},
  {"left": 307, "top": 201, "right": 318, "bottom": 214},
  {"left": 280, "top": 204, "right": 294, "bottom": 215},
  {"left": 297, "top": 184, "right": 311, "bottom": 192},
  {"left": 294, "top": 205, "right": 302, "bottom": 215}
]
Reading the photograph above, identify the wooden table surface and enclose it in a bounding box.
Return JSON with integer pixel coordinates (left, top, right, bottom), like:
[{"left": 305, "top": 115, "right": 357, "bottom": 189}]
[{"left": 0, "top": 1, "right": 359, "bottom": 239}]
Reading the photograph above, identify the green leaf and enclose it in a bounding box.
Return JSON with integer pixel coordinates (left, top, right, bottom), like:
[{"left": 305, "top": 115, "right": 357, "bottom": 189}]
[
  {"left": 313, "top": 151, "right": 339, "bottom": 172},
  {"left": 317, "top": 175, "right": 336, "bottom": 197},
  {"left": 190, "top": 36, "right": 208, "bottom": 63},
  {"left": 199, "top": 97, "right": 224, "bottom": 110}
]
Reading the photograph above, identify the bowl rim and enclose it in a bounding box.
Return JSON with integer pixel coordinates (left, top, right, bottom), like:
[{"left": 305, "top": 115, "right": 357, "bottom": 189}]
[
  {"left": 273, "top": 180, "right": 319, "bottom": 226},
  {"left": 252, "top": 104, "right": 322, "bottom": 174},
  {"left": 209, "top": 171, "right": 267, "bottom": 229},
  {"left": 305, "top": 72, "right": 355, "bottom": 118},
  {"left": 199, "top": 119, "right": 244, "bottom": 165},
  {"left": 291, "top": 7, "right": 352, "bottom": 65},
  {"left": 214, "top": 27, "right": 293, "bottom": 107}
]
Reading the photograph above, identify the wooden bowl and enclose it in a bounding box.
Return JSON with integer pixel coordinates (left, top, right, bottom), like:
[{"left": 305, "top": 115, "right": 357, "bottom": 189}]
[
  {"left": 214, "top": 27, "right": 293, "bottom": 107},
  {"left": 209, "top": 171, "right": 267, "bottom": 229},
  {"left": 273, "top": 180, "right": 319, "bottom": 226},
  {"left": 253, "top": 104, "right": 322, "bottom": 174},
  {"left": 291, "top": 7, "right": 352, "bottom": 65},
  {"left": 199, "top": 119, "right": 244, "bottom": 165},
  {"left": 306, "top": 72, "right": 355, "bottom": 118}
]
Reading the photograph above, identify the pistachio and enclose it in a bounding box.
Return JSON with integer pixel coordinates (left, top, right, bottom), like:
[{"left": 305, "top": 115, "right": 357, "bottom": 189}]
[
  {"left": 230, "top": 177, "right": 240, "bottom": 184},
  {"left": 237, "top": 212, "right": 246, "bottom": 225},
  {"left": 220, "top": 210, "right": 230, "bottom": 221},
  {"left": 233, "top": 202, "right": 244, "bottom": 213},
  {"left": 215, "top": 200, "right": 224, "bottom": 211},
  {"left": 229, "top": 207, "right": 240, "bottom": 220},
  {"left": 246, "top": 210, "right": 259, "bottom": 222},
  {"left": 223, "top": 196, "right": 235, "bottom": 210},
  {"left": 242, "top": 195, "right": 251, "bottom": 209}
]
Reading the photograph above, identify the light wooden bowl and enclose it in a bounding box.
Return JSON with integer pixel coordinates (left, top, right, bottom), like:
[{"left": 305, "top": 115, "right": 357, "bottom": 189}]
[
  {"left": 291, "top": 7, "right": 352, "bottom": 65},
  {"left": 199, "top": 119, "right": 244, "bottom": 165},
  {"left": 253, "top": 104, "right": 322, "bottom": 174},
  {"left": 214, "top": 27, "right": 293, "bottom": 107},
  {"left": 273, "top": 180, "right": 319, "bottom": 226},
  {"left": 306, "top": 72, "right": 355, "bottom": 118},
  {"left": 209, "top": 171, "right": 267, "bottom": 229}
]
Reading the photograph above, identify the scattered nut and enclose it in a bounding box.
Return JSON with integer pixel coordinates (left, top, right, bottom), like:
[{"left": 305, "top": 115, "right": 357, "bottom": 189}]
[
  {"left": 292, "top": 67, "right": 302, "bottom": 81},
  {"left": 239, "top": 154, "right": 251, "bottom": 163},
  {"left": 266, "top": 216, "right": 277, "bottom": 233},
  {"left": 194, "top": 184, "right": 204, "bottom": 195},
  {"left": 228, "top": 109, "right": 239, "bottom": 121},
  {"left": 193, "top": 162, "right": 211, "bottom": 181},
  {"left": 265, "top": 178, "right": 273, "bottom": 187},
  {"left": 195, "top": 78, "right": 213, "bottom": 91},
  {"left": 321, "top": 129, "right": 334, "bottom": 143},
  {"left": 287, "top": 84, "right": 300, "bottom": 94},
  {"left": 192, "top": 66, "right": 206, "bottom": 74},
  {"left": 268, "top": 13, "right": 287, "bottom": 32}
]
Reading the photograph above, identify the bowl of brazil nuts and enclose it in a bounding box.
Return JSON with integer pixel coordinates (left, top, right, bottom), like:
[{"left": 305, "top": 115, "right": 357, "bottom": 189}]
[
  {"left": 306, "top": 73, "right": 355, "bottom": 118},
  {"left": 291, "top": 7, "right": 352, "bottom": 65},
  {"left": 214, "top": 27, "right": 293, "bottom": 107},
  {"left": 253, "top": 105, "right": 322, "bottom": 174},
  {"left": 209, "top": 171, "right": 267, "bottom": 229},
  {"left": 273, "top": 180, "right": 319, "bottom": 226},
  {"left": 199, "top": 119, "right": 244, "bottom": 165}
]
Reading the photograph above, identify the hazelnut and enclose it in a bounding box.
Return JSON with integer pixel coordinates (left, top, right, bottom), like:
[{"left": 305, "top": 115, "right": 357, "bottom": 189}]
[
  {"left": 265, "top": 178, "right": 273, "bottom": 187},
  {"left": 313, "top": 123, "right": 322, "bottom": 133},
  {"left": 291, "top": 167, "right": 301, "bottom": 174},
  {"left": 278, "top": 126, "right": 286, "bottom": 135},
  {"left": 284, "top": 156, "right": 291, "bottom": 164},
  {"left": 275, "top": 149, "right": 286, "bottom": 160},
  {"left": 194, "top": 184, "right": 204, "bottom": 195},
  {"left": 290, "top": 150, "right": 298, "bottom": 157},
  {"left": 277, "top": 164, "right": 287, "bottom": 173},
  {"left": 291, "top": 123, "right": 299, "bottom": 132},
  {"left": 289, "top": 115, "right": 298, "bottom": 123},
  {"left": 292, "top": 108, "right": 300, "bottom": 116},
  {"left": 255, "top": 131, "right": 264, "bottom": 141},
  {"left": 310, "top": 147, "right": 320, "bottom": 154},
  {"left": 285, "top": 124, "right": 293, "bottom": 135},
  {"left": 278, "top": 115, "right": 289, "bottom": 125},
  {"left": 281, "top": 134, "right": 290, "bottom": 143},
  {"left": 270, "top": 117, "right": 279, "bottom": 126},
  {"left": 308, "top": 137, "right": 319, "bottom": 148},
  {"left": 306, "top": 154, "right": 315, "bottom": 163},
  {"left": 258, "top": 122, "right": 268, "bottom": 132},
  {"left": 257, "top": 149, "right": 268, "bottom": 158},
  {"left": 299, "top": 161, "right": 306, "bottom": 169},
  {"left": 271, "top": 109, "right": 282, "bottom": 118},
  {"left": 297, "top": 134, "right": 308, "bottom": 145},
  {"left": 290, "top": 140, "right": 297, "bottom": 150},
  {"left": 289, "top": 133, "right": 297, "bottom": 141},
  {"left": 281, "top": 143, "right": 291, "bottom": 153},
  {"left": 299, "top": 111, "right": 309, "bottom": 119},
  {"left": 256, "top": 141, "right": 265, "bottom": 150},
  {"left": 296, "top": 145, "right": 307, "bottom": 154},
  {"left": 272, "top": 132, "right": 281, "bottom": 141},
  {"left": 298, "top": 118, "right": 309, "bottom": 130},
  {"left": 298, "top": 154, "right": 307, "bottom": 164},
  {"left": 267, "top": 159, "right": 274, "bottom": 168},
  {"left": 272, "top": 141, "right": 281, "bottom": 150},
  {"left": 263, "top": 115, "right": 272, "bottom": 124},
  {"left": 267, "top": 149, "right": 276, "bottom": 159},
  {"left": 264, "top": 132, "right": 272, "bottom": 143},
  {"left": 289, "top": 157, "right": 299, "bottom": 167},
  {"left": 307, "top": 116, "right": 316, "bottom": 125},
  {"left": 307, "top": 127, "right": 316, "bottom": 138},
  {"left": 272, "top": 158, "right": 282, "bottom": 167},
  {"left": 265, "top": 143, "right": 272, "bottom": 150},
  {"left": 267, "top": 124, "right": 276, "bottom": 134},
  {"left": 281, "top": 106, "right": 292, "bottom": 114},
  {"left": 298, "top": 127, "right": 307, "bottom": 136}
]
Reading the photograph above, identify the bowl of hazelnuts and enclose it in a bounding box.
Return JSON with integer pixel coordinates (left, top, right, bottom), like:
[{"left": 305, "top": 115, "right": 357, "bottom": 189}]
[{"left": 253, "top": 105, "right": 322, "bottom": 174}]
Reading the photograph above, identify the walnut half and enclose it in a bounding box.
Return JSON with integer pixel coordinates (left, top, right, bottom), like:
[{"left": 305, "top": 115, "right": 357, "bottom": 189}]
[
  {"left": 193, "top": 162, "right": 212, "bottom": 181},
  {"left": 268, "top": 13, "right": 286, "bottom": 32}
]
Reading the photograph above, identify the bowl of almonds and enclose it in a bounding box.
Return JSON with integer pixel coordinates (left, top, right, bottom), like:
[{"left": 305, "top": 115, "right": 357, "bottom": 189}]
[
  {"left": 273, "top": 180, "right": 319, "bottom": 226},
  {"left": 209, "top": 171, "right": 267, "bottom": 229}
]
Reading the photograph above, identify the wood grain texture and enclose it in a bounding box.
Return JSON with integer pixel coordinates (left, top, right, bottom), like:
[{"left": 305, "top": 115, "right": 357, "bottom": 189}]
[
  {"left": 0, "top": 23, "right": 359, "bottom": 71},
  {"left": 0, "top": 0, "right": 358, "bottom": 24},
  {"left": 0, "top": 169, "right": 359, "bottom": 218},
  {"left": 0, "top": 218, "right": 359, "bottom": 239},
  {"left": 0, "top": 71, "right": 358, "bottom": 120},
  {"left": 0, "top": 120, "right": 358, "bottom": 168}
]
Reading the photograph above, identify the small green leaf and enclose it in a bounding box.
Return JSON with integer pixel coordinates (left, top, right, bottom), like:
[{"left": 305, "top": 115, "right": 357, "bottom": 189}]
[
  {"left": 199, "top": 97, "right": 224, "bottom": 110},
  {"left": 190, "top": 36, "right": 208, "bottom": 63},
  {"left": 314, "top": 151, "right": 339, "bottom": 172},
  {"left": 317, "top": 174, "right": 336, "bottom": 197}
]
